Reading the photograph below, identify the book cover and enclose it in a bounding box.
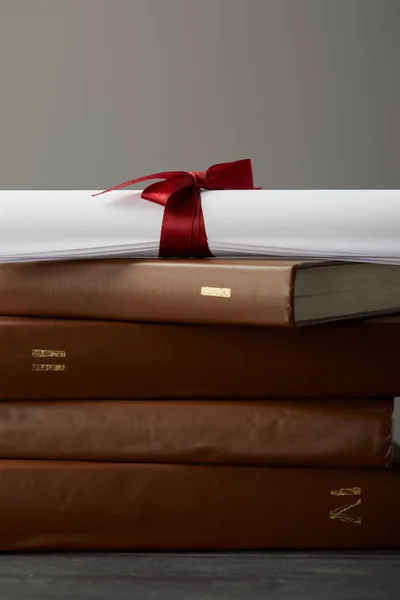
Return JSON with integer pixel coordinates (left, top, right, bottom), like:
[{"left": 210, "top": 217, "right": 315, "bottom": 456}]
[
  {"left": 0, "top": 398, "right": 392, "bottom": 467},
  {"left": 0, "top": 461, "right": 398, "bottom": 550},
  {"left": 0, "top": 316, "right": 399, "bottom": 399}
]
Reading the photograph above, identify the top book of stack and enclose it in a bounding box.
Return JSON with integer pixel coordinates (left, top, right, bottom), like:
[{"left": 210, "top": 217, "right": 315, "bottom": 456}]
[{"left": 0, "top": 258, "right": 400, "bottom": 326}]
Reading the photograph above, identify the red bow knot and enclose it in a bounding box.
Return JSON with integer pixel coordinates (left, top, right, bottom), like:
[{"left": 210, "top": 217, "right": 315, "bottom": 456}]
[
  {"left": 188, "top": 171, "right": 207, "bottom": 188},
  {"left": 94, "top": 159, "right": 254, "bottom": 258}
]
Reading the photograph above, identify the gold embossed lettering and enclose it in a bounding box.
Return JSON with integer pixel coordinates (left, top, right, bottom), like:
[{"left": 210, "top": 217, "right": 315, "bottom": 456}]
[
  {"left": 330, "top": 487, "right": 362, "bottom": 525},
  {"left": 330, "top": 487, "right": 361, "bottom": 497},
  {"left": 32, "top": 364, "right": 66, "bottom": 372},
  {"left": 32, "top": 349, "right": 67, "bottom": 358},
  {"left": 200, "top": 286, "right": 231, "bottom": 298}
]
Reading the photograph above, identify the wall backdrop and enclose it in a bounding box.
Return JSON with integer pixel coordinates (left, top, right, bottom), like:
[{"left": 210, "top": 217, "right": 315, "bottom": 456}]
[{"left": 0, "top": 0, "right": 399, "bottom": 190}]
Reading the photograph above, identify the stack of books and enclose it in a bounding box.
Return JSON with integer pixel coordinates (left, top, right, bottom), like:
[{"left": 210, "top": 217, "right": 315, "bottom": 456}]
[{"left": 0, "top": 257, "right": 398, "bottom": 550}]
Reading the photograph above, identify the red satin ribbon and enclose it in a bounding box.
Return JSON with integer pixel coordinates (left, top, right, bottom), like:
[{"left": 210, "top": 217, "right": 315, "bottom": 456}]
[{"left": 94, "top": 159, "right": 254, "bottom": 258}]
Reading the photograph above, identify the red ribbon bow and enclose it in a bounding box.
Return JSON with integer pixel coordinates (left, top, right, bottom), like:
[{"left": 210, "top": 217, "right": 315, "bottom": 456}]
[{"left": 94, "top": 158, "right": 254, "bottom": 258}]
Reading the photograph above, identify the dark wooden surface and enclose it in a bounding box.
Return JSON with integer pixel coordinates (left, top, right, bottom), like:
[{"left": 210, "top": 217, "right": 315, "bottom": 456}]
[{"left": 0, "top": 552, "right": 398, "bottom": 599}]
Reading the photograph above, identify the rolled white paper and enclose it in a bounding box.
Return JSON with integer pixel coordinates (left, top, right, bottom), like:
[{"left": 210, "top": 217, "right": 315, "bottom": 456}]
[{"left": 0, "top": 189, "right": 399, "bottom": 263}]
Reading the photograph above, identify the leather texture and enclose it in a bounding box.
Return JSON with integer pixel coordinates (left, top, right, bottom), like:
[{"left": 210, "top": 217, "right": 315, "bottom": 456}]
[
  {"left": 0, "top": 315, "right": 399, "bottom": 399},
  {"left": 0, "top": 258, "right": 315, "bottom": 326},
  {"left": 0, "top": 460, "right": 398, "bottom": 550},
  {"left": 0, "top": 399, "right": 392, "bottom": 468},
  {"left": 0, "top": 258, "right": 397, "bottom": 326}
]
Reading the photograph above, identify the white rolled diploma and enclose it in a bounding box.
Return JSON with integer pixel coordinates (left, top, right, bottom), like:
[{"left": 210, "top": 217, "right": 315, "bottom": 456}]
[{"left": 0, "top": 189, "right": 399, "bottom": 263}]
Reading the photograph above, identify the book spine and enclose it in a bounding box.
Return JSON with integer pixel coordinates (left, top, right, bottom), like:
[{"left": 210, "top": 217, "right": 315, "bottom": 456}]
[
  {"left": 0, "top": 399, "right": 392, "bottom": 468},
  {"left": 0, "top": 260, "right": 294, "bottom": 326},
  {"left": 0, "top": 461, "right": 398, "bottom": 550},
  {"left": 0, "top": 316, "right": 399, "bottom": 399},
  {"left": 0, "top": 317, "right": 400, "bottom": 400}
]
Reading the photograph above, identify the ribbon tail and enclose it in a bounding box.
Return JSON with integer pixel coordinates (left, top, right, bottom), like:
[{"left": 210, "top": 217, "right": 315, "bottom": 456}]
[
  {"left": 159, "top": 188, "right": 195, "bottom": 258},
  {"left": 159, "top": 187, "right": 212, "bottom": 258},
  {"left": 92, "top": 171, "right": 190, "bottom": 197},
  {"left": 190, "top": 191, "right": 213, "bottom": 258}
]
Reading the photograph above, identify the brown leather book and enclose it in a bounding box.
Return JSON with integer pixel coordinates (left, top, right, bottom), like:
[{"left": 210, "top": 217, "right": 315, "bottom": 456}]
[
  {"left": 0, "top": 399, "right": 392, "bottom": 468},
  {"left": 0, "top": 315, "right": 399, "bottom": 399},
  {"left": 0, "top": 460, "right": 398, "bottom": 550},
  {"left": 0, "top": 259, "right": 400, "bottom": 326}
]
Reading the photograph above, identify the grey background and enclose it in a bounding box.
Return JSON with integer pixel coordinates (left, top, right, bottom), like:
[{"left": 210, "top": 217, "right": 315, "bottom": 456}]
[
  {"left": 0, "top": 0, "right": 399, "bottom": 190},
  {"left": 0, "top": 0, "right": 399, "bottom": 438}
]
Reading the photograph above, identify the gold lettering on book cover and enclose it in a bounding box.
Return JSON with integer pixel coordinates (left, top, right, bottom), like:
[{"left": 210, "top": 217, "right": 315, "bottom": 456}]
[
  {"left": 32, "top": 349, "right": 67, "bottom": 358},
  {"left": 31, "top": 349, "right": 66, "bottom": 372},
  {"left": 200, "top": 286, "right": 231, "bottom": 298},
  {"left": 330, "top": 487, "right": 361, "bottom": 497},
  {"left": 32, "top": 364, "right": 66, "bottom": 372},
  {"left": 330, "top": 487, "right": 362, "bottom": 525}
]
